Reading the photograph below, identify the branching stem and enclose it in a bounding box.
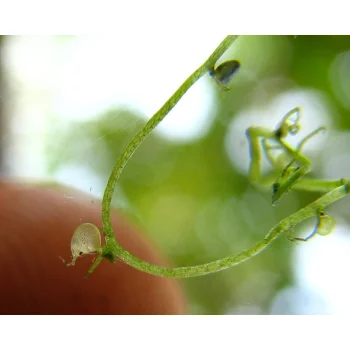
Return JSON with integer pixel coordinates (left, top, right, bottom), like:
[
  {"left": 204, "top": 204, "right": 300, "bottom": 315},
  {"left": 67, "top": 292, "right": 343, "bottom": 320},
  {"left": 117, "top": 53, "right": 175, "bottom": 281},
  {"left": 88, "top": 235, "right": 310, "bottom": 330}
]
[{"left": 77, "top": 35, "right": 350, "bottom": 278}]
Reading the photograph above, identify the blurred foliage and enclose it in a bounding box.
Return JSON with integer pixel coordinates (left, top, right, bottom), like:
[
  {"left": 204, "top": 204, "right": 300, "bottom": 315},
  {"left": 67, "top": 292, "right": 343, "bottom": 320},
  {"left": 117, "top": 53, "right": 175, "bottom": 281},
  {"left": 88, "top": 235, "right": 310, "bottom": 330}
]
[{"left": 47, "top": 36, "right": 350, "bottom": 314}]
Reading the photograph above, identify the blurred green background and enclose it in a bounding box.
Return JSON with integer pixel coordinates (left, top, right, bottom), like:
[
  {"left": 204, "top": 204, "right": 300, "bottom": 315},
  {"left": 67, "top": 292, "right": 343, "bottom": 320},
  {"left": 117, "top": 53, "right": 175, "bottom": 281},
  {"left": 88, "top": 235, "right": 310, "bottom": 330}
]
[{"left": 1, "top": 35, "right": 350, "bottom": 314}]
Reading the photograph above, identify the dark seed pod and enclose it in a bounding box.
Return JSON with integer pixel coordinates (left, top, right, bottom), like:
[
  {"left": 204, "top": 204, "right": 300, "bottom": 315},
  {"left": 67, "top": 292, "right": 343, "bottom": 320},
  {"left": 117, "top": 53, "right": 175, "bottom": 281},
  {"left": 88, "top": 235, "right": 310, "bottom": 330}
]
[{"left": 214, "top": 60, "right": 240, "bottom": 85}]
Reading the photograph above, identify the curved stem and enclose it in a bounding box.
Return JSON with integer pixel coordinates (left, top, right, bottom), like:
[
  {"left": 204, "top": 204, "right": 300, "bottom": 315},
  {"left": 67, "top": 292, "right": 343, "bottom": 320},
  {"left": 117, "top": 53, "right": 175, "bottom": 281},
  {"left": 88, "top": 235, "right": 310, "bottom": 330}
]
[
  {"left": 102, "top": 36, "right": 238, "bottom": 245},
  {"left": 90, "top": 181, "right": 349, "bottom": 277},
  {"left": 86, "top": 35, "right": 350, "bottom": 279},
  {"left": 100, "top": 37, "right": 238, "bottom": 249},
  {"left": 88, "top": 181, "right": 349, "bottom": 278}
]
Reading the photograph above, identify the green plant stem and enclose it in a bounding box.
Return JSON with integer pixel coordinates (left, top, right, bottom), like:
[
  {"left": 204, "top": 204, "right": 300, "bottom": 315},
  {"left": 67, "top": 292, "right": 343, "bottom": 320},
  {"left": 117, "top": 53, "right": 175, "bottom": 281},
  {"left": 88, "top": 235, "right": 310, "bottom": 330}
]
[
  {"left": 101, "top": 36, "right": 238, "bottom": 246},
  {"left": 245, "top": 124, "right": 346, "bottom": 204},
  {"left": 89, "top": 181, "right": 349, "bottom": 277},
  {"left": 93, "top": 36, "right": 238, "bottom": 270},
  {"left": 86, "top": 35, "right": 350, "bottom": 278}
]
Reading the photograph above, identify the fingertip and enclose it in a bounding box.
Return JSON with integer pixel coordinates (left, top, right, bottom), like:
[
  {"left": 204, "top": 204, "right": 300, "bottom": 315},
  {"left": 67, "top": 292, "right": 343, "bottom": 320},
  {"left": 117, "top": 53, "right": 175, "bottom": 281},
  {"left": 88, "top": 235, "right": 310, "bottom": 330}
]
[{"left": 0, "top": 181, "right": 187, "bottom": 314}]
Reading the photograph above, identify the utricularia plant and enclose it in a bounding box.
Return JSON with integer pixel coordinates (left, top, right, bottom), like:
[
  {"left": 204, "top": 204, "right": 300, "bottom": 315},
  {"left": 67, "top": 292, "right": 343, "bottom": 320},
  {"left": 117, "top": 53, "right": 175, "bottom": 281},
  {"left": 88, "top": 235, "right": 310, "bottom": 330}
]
[{"left": 61, "top": 35, "right": 349, "bottom": 278}]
